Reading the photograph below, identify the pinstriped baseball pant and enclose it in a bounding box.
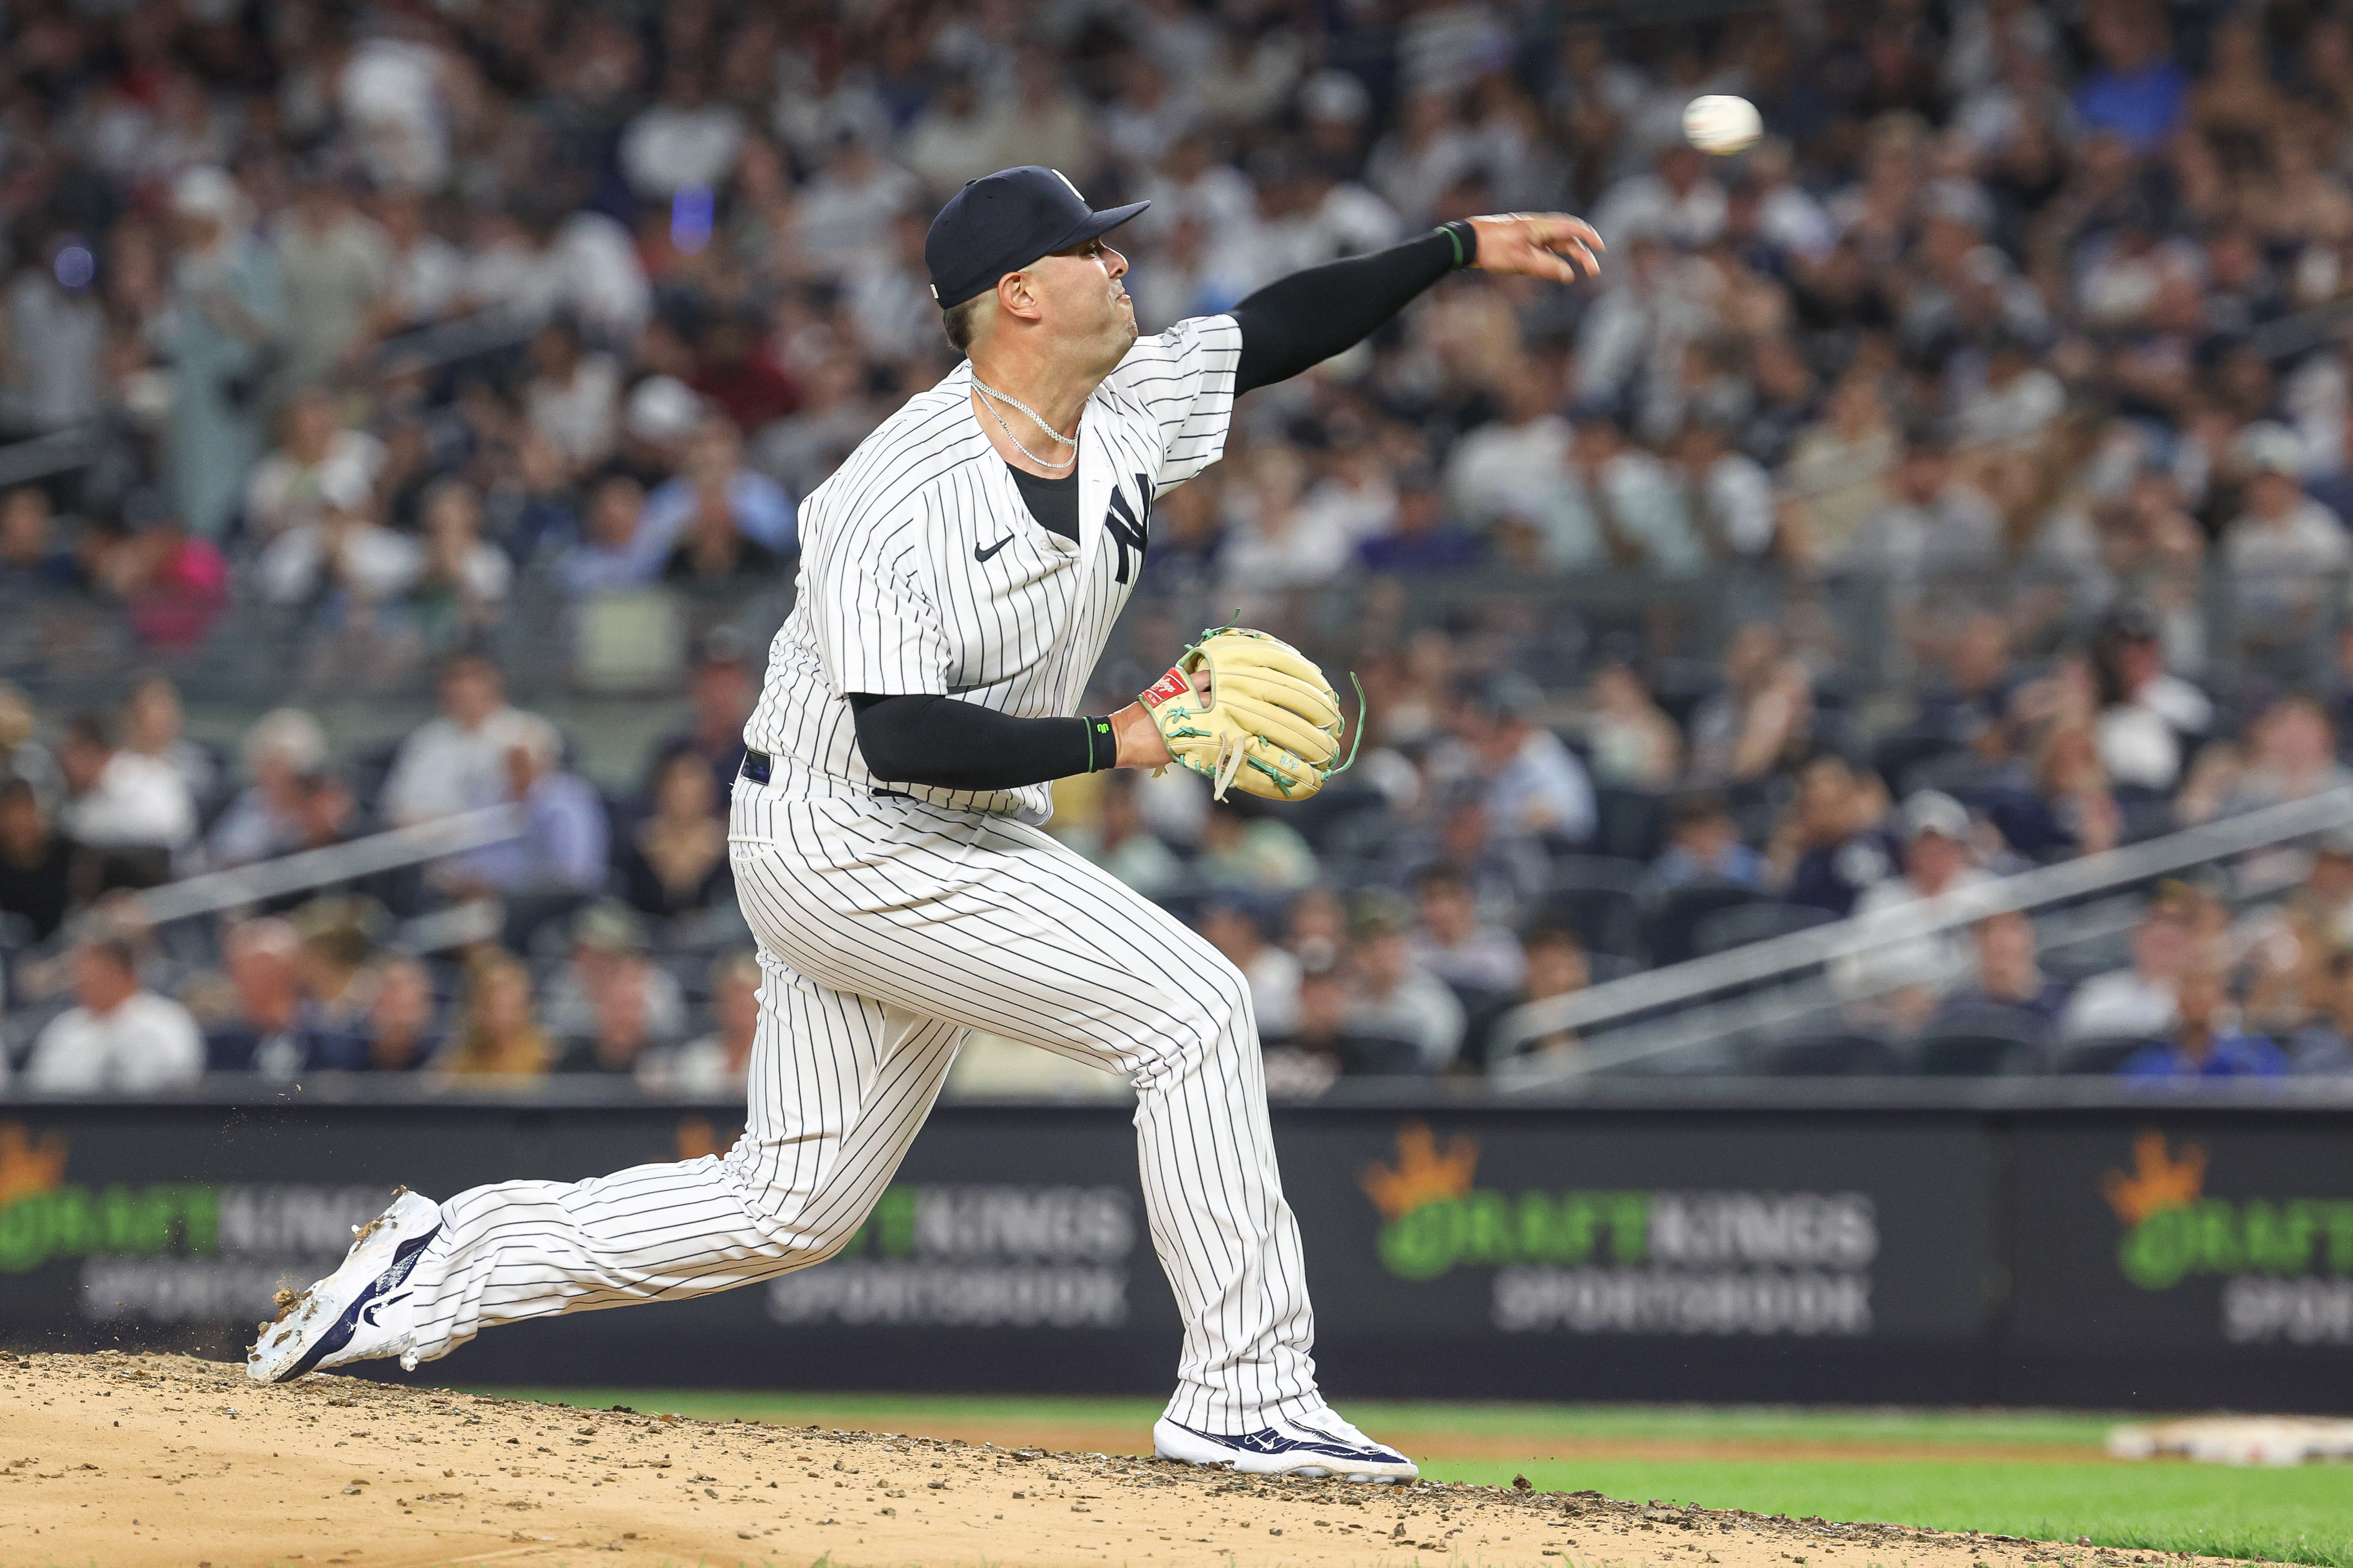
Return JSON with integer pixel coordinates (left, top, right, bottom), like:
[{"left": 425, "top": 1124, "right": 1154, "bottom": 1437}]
[{"left": 395, "top": 761, "right": 1323, "bottom": 1431}]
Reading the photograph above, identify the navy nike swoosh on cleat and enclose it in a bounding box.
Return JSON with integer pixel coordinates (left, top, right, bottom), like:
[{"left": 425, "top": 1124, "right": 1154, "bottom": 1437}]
[
  {"left": 1171, "top": 1421, "right": 1403, "bottom": 1463},
  {"left": 974, "top": 534, "right": 1015, "bottom": 561},
  {"left": 283, "top": 1225, "right": 440, "bottom": 1382}
]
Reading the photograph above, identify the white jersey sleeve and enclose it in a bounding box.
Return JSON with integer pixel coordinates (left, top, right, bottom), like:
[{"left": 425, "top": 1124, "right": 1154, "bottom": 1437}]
[
  {"left": 1104, "top": 314, "right": 1242, "bottom": 497},
  {"left": 805, "top": 517, "right": 951, "bottom": 698}
]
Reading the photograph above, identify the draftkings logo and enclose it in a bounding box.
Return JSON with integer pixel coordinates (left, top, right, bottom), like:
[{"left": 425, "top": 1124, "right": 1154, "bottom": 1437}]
[
  {"left": 0, "top": 1122, "right": 217, "bottom": 1276},
  {"left": 2103, "top": 1130, "right": 2353, "bottom": 1345},
  {"left": 1359, "top": 1122, "right": 1877, "bottom": 1338}
]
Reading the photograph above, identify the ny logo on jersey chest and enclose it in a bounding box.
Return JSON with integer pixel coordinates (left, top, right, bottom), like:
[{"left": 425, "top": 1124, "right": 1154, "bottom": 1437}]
[{"left": 1105, "top": 473, "right": 1152, "bottom": 584}]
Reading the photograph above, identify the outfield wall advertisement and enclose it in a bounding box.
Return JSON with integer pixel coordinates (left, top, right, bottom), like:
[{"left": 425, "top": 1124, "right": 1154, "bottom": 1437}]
[{"left": 0, "top": 1099, "right": 2347, "bottom": 1408}]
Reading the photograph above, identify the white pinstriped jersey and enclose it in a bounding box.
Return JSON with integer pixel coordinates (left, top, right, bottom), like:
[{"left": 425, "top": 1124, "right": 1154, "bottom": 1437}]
[{"left": 744, "top": 313, "right": 1243, "bottom": 822}]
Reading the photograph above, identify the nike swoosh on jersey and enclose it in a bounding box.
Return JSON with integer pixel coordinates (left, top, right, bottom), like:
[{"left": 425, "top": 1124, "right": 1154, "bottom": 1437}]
[{"left": 975, "top": 534, "right": 1015, "bottom": 561}]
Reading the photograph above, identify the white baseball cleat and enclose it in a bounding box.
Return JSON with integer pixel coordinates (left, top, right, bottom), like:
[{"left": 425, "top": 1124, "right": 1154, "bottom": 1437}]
[
  {"left": 246, "top": 1189, "right": 442, "bottom": 1384},
  {"left": 1153, "top": 1408, "right": 1419, "bottom": 1482}
]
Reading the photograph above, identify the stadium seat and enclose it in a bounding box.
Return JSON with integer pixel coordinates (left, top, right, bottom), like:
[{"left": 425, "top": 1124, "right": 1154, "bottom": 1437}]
[
  {"left": 1749, "top": 1033, "right": 1901, "bottom": 1076},
  {"left": 1645, "top": 881, "right": 1764, "bottom": 967},
  {"left": 1693, "top": 900, "right": 1835, "bottom": 955},
  {"left": 2054, "top": 1035, "right": 2162, "bottom": 1075},
  {"left": 1538, "top": 857, "right": 1648, "bottom": 959},
  {"left": 1591, "top": 785, "right": 1665, "bottom": 863},
  {"left": 1911, "top": 1006, "right": 2052, "bottom": 1076}
]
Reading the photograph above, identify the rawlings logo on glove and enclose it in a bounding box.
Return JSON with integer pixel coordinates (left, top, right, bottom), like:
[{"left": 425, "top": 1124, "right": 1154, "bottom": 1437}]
[{"left": 1140, "top": 625, "right": 1363, "bottom": 801}]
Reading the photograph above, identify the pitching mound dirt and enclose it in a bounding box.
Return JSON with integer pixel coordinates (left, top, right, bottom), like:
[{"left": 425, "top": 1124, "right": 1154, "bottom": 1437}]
[{"left": 1, "top": 1351, "right": 2227, "bottom": 1568}]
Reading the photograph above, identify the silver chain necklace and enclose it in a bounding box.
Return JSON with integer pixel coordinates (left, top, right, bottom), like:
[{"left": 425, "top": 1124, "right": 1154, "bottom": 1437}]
[{"left": 971, "top": 376, "right": 1077, "bottom": 472}]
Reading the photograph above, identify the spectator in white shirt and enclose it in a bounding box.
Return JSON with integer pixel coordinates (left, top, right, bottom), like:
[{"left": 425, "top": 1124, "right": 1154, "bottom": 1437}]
[
  {"left": 57, "top": 710, "right": 196, "bottom": 854},
  {"left": 637, "top": 950, "right": 760, "bottom": 1096},
  {"left": 2061, "top": 891, "right": 2199, "bottom": 1041},
  {"left": 1834, "top": 790, "right": 1995, "bottom": 1034},
  {"left": 1590, "top": 142, "right": 1728, "bottom": 250},
  {"left": 1201, "top": 900, "right": 1303, "bottom": 1038},
  {"left": 2226, "top": 422, "right": 2350, "bottom": 624},
  {"left": 25, "top": 931, "right": 204, "bottom": 1093},
  {"left": 1411, "top": 865, "right": 1527, "bottom": 993},
  {"left": 522, "top": 314, "right": 620, "bottom": 469},
  {"left": 244, "top": 387, "right": 386, "bottom": 542},
  {"left": 620, "top": 64, "right": 747, "bottom": 200},
  {"left": 1347, "top": 895, "right": 1468, "bottom": 1070},
  {"left": 379, "top": 652, "right": 517, "bottom": 826},
  {"left": 1445, "top": 355, "right": 1572, "bottom": 530}
]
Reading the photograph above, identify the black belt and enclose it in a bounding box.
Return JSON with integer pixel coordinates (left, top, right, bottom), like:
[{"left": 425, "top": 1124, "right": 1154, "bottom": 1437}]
[{"left": 741, "top": 748, "right": 913, "bottom": 800}]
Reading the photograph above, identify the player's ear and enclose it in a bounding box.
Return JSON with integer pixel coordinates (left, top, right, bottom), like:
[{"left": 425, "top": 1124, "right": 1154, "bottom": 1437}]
[{"left": 998, "top": 267, "right": 1046, "bottom": 325}]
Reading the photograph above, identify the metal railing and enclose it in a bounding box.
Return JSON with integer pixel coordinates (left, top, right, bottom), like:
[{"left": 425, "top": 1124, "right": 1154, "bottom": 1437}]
[{"left": 1492, "top": 786, "right": 2353, "bottom": 1081}]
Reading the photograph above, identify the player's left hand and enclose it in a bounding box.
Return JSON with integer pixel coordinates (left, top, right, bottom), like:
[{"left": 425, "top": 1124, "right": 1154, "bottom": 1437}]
[{"left": 1466, "top": 212, "right": 1605, "bottom": 283}]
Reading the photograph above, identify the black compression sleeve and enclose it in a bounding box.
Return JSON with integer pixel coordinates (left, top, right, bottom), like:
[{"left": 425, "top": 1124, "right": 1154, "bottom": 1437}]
[
  {"left": 849, "top": 692, "right": 1096, "bottom": 791},
  {"left": 1231, "top": 225, "right": 1471, "bottom": 395}
]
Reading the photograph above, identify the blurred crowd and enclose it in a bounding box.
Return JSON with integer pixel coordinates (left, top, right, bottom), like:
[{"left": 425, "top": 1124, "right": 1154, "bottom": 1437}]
[{"left": 12, "top": 0, "right": 2353, "bottom": 1091}]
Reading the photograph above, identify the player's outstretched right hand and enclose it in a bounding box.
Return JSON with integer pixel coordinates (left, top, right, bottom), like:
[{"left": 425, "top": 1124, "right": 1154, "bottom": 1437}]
[{"left": 1136, "top": 625, "right": 1359, "bottom": 802}]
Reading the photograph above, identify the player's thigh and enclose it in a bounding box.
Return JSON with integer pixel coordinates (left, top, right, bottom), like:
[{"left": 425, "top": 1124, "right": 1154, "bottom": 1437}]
[{"left": 734, "top": 796, "right": 1249, "bottom": 1068}]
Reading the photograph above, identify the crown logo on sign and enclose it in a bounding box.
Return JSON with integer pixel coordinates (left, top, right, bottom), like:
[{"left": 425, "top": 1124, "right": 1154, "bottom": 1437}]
[
  {"left": 0, "top": 1123, "right": 68, "bottom": 1207},
  {"left": 1359, "top": 1121, "right": 1480, "bottom": 1223},
  {"left": 2102, "top": 1129, "right": 2208, "bottom": 1227}
]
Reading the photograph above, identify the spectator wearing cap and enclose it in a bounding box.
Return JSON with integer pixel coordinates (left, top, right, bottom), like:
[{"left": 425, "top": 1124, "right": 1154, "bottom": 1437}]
[
  {"left": 627, "top": 415, "right": 796, "bottom": 578},
  {"left": 158, "top": 165, "right": 285, "bottom": 538},
  {"left": 2121, "top": 965, "right": 2284, "bottom": 1080},
  {"left": 24, "top": 929, "right": 203, "bottom": 1092},
  {"left": 541, "top": 900, "right": 688, "bottom": 1047},
  {"left": 1201, "top": 901, "right": 1303, "bottom": 1039},
  {"left": 1357, "top": 465, "right": 1481, "bottom": 574},
  {"left": 2062, "top": 888, "right": 2200, "bottom": 1041},
  {"left": 639, "top": 951, "right": 761, "bottom": 1096},
  {"left": 0, "top": 777, "right": 71, "bottom": 942},
  {"left": 379, "top": 652, "right": 520, "bottom": 827},
  {"left": 1437, "top": 674, "right": 1596, "bottom": 849},
  {"left": 1771, "top": 752, "right": 1899, "bottom": 918},
  {"left": 0, "top": 224, "right": 105, "bottom": 441},
  {"left": 242, "top": 389, "right": 387, "bottom": 542},
  {"left": 1347, "top": 893, "right": 1468, "bottom": 1070},
  {"left": 207, "top": 707, "right": 331, "bottom": 869},
  {"left": 2225, "top": 424, "right": 2349, "bottom": 626},
  {"left": 1261, "top": 961, "right": 1424, "bottom": 1097},
  {"left": 1833, "top": 789, "right": 1994, "bottom": 1034},
  {"left": 1410, "top": 865, "right": 1526, "bottom": 994},
  {"left": 2073, "top": 0, "right": 2190, "bottom": 154},
  {"left": 1653, "top": 791, "right": 1766, "bottom": 889},
  {"left": 617, "top": 375, "right": 706, "bottom": 487}
]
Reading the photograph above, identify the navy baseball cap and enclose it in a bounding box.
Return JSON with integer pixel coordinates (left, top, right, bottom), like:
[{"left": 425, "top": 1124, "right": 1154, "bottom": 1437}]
[{"left": 925, "top": 166, "right": 1148, "bottom": 309}]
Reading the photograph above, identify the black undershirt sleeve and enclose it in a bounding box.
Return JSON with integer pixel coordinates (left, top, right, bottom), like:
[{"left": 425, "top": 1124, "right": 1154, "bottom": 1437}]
[
  {"left": 850, "top": 692, "right": 1097, "bottom": 791},
  {"left": 1230, "top": 226, "right": 1467, "bottom": 395}
]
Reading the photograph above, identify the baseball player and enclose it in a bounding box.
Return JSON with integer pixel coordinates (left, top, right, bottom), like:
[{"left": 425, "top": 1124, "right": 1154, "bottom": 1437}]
[{"left": 250, "top": 166, "right": 1600, "bottom": 1480}]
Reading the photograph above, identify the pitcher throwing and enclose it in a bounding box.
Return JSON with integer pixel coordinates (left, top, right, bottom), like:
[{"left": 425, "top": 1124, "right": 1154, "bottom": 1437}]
[{"left": 250, "top": 166, "right": 1601, "bottom": 1480}]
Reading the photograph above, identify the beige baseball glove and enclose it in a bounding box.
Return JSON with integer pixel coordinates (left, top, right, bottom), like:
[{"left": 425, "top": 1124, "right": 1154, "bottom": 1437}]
[{"left": 1138, "top": 625, "right": 1361, "bottom": 801}]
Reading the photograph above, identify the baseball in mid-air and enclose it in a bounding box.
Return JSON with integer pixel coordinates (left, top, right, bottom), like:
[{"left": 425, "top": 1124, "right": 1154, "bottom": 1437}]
[{"left": 1683, "top": 94, "right": 1763, "bottom": 155}]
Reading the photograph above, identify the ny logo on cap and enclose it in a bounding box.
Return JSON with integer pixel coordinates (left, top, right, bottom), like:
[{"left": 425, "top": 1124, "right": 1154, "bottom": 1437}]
[{"left": 1051, "top": 169, "right": 1085, "bottom": 202}]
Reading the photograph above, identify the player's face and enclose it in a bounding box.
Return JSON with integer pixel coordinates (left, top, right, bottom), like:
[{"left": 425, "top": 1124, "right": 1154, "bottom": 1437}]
[{"left": 1040, "top": 236, "right": 1137, "bottom": 363}]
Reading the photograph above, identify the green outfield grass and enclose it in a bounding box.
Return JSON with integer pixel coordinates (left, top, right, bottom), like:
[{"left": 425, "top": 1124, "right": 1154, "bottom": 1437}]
[{"left": 466, "top": 1389, "right": 2353, "bottom": 1567}]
